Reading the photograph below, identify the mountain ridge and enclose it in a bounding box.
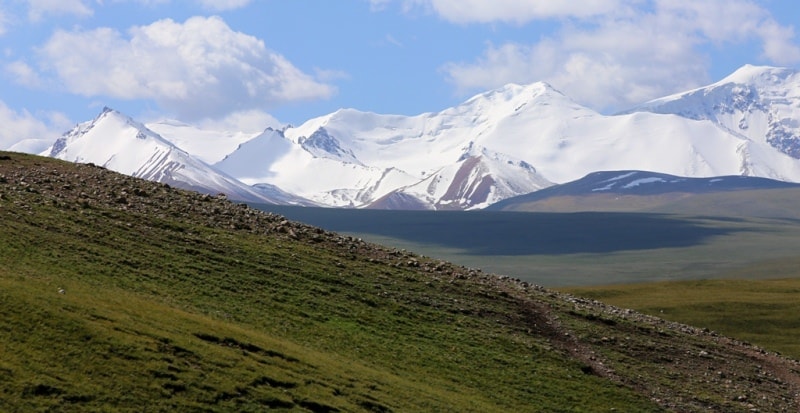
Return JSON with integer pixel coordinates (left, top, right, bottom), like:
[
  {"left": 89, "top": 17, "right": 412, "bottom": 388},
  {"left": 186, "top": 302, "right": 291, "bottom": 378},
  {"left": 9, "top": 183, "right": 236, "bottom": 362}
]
[
  {"left": 488, "top": 169, "right": 800, "bottom": 215},
  {"left": 39, "top": 64, "right": 800, "bottom": 210},
  {"left": 44, "top": 108, "right": 301, "bottom": 205}
]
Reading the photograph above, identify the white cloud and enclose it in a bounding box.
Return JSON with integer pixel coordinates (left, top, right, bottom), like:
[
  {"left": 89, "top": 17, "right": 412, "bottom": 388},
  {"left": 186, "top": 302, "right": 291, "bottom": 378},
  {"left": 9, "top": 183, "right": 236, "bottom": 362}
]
[
  {"left": 385, "top": 34, "right": 403, "bottom": 47},
  {"left": 368, "top": 0, "right": 392, "bottom": 12},
  {"left": 5, "top": 60, "right": 43, "bottom": 87},
  {"left": 436, "top": 0, "right": 800, "bottom": 112},
  {"left": 26, "top": 0, "right": 93, "bottom": 21},
  {"left": 0, "top": 101, "right": 69, "bottom": 151},
  {"left": 36, "top": 16, "right": 336, "bottom": 120},
  {"left": 6, "top": 1, "right": 254, "bottom": 27},
  {"left": 756, "top": 20, "right": 800, "bottom": 65},
  {"left": 655, "top": 0, "right": 800, "bottom": 62},
  {"left": 314, "top": 68, "right": 350, "bottom": 83},
  {"left": 383, "top": 0, "right": 624, "bottom": 23},
  {"left": 196, "top": 109, "right": 282, "bottom": 133}
]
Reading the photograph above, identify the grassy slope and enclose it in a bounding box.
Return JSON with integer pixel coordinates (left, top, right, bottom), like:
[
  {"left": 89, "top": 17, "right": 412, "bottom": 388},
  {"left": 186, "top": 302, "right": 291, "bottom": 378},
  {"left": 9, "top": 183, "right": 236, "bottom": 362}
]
[
  {"left": 1, "top": 152, "right": 799, "bottom": 412},
  {"left": 562, "top": 258, "right": 800, "bottom": 360}
]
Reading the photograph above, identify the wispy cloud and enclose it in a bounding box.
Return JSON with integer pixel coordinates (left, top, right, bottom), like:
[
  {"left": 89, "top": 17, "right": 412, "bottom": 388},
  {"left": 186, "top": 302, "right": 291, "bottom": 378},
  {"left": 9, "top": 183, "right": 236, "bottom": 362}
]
[
  {"left": 13, "top": 0, "right": 253, "bottom": 26},
  {"left": 385, "top": 34, "right": 403, "bottom": 47},
  {"left": 25, "top": 0, "right": 93, "bottom": 21},
  {"left": 5, "top": 60, "right": 43, "bottom": 88},
  {"left": 0, "top": 8, "right": 9, "bottom": 36}
]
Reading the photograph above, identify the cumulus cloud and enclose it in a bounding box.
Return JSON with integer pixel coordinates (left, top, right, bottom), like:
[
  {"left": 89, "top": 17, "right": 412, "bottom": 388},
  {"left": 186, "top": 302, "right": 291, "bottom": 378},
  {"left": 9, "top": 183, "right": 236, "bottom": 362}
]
[
  {"left": 36, "top": 16, "right": 336, "bottom": 120},
  {"left": 429, "top": 0, "right": 800, "bottom": 112},
  {"left": 0, "top": 101, "right": 69, "bottom": 152}
]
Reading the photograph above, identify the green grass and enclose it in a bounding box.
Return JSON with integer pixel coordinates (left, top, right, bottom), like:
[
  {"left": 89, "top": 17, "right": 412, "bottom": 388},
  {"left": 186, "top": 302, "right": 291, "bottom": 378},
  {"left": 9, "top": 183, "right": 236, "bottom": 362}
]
[
  {"left": 0, "top": 153, "right": 665, "bottom": 412},
  {"left": 3, "top": 152, "right": 800, "bottom": 412},
  {"left": 562, "top": 271, "right": 800, "bottom": 359}
]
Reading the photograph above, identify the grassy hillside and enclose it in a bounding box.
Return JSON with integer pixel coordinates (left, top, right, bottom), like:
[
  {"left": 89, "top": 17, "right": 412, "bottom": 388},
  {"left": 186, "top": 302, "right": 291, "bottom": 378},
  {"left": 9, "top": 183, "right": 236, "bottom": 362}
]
[
  {"left": 1, "top": 151, "right": 799, "bottom": 412},
  {"left": 561, "top": 271, "right": 800, "bottom": 360}
]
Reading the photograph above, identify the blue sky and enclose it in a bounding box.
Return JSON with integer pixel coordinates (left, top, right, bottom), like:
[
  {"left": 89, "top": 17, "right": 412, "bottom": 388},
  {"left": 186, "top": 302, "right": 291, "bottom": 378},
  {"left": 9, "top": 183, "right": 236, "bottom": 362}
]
[{"left": 2, "top": 0, "right": 800, "bottom": 149}]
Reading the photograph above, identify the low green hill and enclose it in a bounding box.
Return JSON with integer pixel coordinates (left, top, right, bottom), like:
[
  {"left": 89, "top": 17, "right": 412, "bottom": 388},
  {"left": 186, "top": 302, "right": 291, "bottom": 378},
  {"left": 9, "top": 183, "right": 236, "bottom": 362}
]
[{"left": 1, "top": 152, "right": 799, "bottom": 412}]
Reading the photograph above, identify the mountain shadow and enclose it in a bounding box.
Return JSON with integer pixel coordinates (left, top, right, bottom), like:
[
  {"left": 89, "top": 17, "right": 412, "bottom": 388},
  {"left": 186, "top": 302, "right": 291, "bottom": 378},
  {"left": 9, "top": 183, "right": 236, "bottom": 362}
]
[{"left": 252, "top": 206, "right": 743, "bottom": 255}]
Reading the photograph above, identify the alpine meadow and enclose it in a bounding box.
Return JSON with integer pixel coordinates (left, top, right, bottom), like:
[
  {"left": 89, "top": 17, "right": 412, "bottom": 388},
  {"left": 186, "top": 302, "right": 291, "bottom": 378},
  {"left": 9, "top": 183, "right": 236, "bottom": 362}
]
[{"left": 2, "top": 152, "right": 800, "bottom": 412}]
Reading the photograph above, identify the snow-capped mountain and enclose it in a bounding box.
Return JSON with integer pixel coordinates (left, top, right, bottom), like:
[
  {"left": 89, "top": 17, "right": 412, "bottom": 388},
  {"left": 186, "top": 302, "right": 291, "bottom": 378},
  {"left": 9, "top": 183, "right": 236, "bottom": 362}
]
[
  {"left": 215, "top": 83, "right": 565, "bottom": 209},
  {"left": 146, "top": 119, "right": 260, "bottom": 164},
  {"left": 630, "top": 65, "right": 800, "bottom": 160},
  {"left": 44, "top": 108, "right": 289, "bottom": 204},
  {"left": 38, "top": 65, "right": 800, "bottom": 210},
  {"left": 368, "top": 147, "right": 551, "bottom": 210},
  {"left": 229, "top": 72, "right": 800, "bottom": 209}
]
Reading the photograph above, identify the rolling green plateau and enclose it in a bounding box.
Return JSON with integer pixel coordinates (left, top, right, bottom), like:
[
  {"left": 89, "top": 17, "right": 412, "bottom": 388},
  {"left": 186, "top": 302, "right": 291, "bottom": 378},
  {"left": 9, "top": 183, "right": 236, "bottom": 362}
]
[{"left": 1, "top": 151, "right": 799, "bottom": 412}]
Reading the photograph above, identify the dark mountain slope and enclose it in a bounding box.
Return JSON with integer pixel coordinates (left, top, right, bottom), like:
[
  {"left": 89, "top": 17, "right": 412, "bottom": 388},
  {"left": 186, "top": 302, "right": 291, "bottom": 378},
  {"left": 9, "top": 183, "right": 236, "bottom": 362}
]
[
  {"left": 488, "top": 170, "right": 800, "bottom": 216},
  {"left": 1, "top": 151, "right": 798, "bottom": 412}
]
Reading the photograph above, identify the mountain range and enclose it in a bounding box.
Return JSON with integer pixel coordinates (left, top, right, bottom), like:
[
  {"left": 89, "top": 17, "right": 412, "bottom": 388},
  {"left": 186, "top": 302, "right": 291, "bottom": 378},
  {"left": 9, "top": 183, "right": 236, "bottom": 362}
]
[{"left": 40, "top": 64, "right": 800, "bottom": 210}]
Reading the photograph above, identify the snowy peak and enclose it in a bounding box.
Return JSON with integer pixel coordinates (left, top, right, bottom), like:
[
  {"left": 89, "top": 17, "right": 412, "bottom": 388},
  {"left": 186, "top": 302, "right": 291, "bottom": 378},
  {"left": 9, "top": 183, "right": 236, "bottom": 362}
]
[
  {"left": 46, "top": 107, "right": 182, "bottom": 176},
  {"left": 432, "top": 150, "right": 550, "bottom": 210},
  {"left": 631, "top": 65, "right": 800, "bottom": 159},
  {"left": 40, "top": 64, "right": 800, "bottom": 211},
  {"left": 640, "top": 65, "right": 800, "bottom": 107},
  {"left": 44, "top": 108, "right": 283, "bottom": 204},
  {"left": 716, "top": 64, "right": 799, "bottom": 88},
  {"left": 464, "top": 82, "right": 567, "bottom": 107},
  {"left": 369, "top": 146, "right": 552, "bottom": 210},
  {"left": 298, "top": 127, "right": 362, "bottom": 164},
  {"left": 214, "top": 128, "right": 295, "bottom": 183},
  {"left": 453, "top": 81, "right": 595, "bottom": 120},
  {"left": 268, "top": 66, "right": 800, "bottom": 209}
]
